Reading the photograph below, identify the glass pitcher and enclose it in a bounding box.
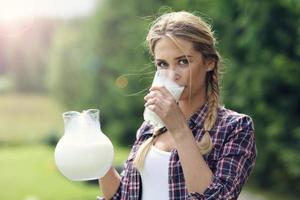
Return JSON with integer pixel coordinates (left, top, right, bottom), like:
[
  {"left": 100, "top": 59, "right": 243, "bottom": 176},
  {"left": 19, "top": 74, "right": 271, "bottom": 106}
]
[{"left": 54, "top": 109, "right": 114, "bottom": 181}]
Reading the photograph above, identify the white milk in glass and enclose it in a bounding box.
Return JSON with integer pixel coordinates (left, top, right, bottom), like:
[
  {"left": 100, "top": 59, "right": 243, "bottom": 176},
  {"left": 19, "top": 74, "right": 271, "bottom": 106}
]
[
  {"left": 54, "top": 109, "right": 114, "bottom": 181},
  {"left": 143, "top": 70, "right": 184, "bottom": 129}
]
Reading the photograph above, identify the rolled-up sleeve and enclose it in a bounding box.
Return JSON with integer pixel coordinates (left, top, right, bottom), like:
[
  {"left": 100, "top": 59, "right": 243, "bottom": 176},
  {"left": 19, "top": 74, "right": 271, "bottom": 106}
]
[{"left": 187, "top": 115, "right": 257, "bottom": 200}]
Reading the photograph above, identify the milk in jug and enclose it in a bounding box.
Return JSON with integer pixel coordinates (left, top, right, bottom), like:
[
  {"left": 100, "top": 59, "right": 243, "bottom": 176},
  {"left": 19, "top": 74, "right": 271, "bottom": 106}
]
[{"left": 54, "top": 109, "right": 114, "bottom": 181}]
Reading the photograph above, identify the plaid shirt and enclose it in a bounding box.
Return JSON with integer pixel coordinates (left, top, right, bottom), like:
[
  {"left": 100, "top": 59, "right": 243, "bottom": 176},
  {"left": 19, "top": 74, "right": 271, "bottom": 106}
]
[{"left": 97, "top": 103, "right": 256, "bottom": 200}]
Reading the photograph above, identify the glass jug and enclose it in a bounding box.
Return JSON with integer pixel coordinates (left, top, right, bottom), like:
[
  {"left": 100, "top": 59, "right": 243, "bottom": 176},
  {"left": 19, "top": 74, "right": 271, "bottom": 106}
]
[{"left": 54, "top": 109, "right": 114, "bottom": 181}]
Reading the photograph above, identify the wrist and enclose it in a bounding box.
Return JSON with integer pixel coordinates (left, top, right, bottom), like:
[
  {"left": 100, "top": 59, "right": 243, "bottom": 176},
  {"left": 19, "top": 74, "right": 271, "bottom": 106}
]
[{"left": 171, "top": 124, "right": 192, "bottom": 141}]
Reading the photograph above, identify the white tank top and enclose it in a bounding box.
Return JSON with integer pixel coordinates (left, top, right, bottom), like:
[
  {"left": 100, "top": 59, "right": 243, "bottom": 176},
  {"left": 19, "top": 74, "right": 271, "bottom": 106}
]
[{"left": 139, "top": 145, "right": 171, "bottom": 200}]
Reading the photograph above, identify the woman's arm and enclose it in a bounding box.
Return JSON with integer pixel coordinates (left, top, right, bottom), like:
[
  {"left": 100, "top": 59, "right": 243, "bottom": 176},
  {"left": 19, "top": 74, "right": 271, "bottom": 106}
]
[
  {"left": 175, "top": 116, "right": 257, "bottom": 199},
  {"left": 145, "top": 86, "right": 213, "bottom": 193},
  {"left": 173, "top": 124, "right": 214, "bottom": 194},
  {"left": 98, "top": 167, "right": 121, "bottom": 199}
]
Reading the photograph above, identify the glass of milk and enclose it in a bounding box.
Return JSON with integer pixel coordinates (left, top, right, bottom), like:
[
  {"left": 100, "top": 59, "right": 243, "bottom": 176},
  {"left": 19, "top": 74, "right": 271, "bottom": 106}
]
[{"left": 143, "top": 69, "right": 184, "bottom": 129}]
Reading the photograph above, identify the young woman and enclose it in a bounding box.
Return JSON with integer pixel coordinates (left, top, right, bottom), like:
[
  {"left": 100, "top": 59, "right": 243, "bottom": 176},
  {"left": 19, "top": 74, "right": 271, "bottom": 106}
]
[{"left": 97, "top": 11, "right": 256, "bottom": 200}]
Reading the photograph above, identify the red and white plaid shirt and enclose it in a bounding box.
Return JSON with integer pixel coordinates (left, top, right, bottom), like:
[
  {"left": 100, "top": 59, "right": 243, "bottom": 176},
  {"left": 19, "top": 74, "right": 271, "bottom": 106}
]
[{"left": 97, "top": 103, "right": 257, "bottom": 200}]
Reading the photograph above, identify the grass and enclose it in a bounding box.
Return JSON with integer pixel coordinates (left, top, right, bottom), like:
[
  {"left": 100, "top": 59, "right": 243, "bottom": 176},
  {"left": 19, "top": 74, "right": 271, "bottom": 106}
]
[{"left": 0, "top": 144, "right": 130, "bottom": 200}]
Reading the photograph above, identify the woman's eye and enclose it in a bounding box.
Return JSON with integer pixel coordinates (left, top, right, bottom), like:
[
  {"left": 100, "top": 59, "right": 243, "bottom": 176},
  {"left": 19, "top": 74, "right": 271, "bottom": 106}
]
[
  {"left": 178, "top": 59, "right": 189, "bottom": 65},
  {"left": 156, "top": 62, "right": 168, "bottom": 68}
]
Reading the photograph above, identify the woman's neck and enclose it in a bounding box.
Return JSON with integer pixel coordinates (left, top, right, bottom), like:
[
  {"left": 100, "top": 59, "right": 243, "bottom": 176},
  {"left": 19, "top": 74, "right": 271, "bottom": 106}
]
[{"left": 178, "top": 94, "right": 207, "bottom": 119}]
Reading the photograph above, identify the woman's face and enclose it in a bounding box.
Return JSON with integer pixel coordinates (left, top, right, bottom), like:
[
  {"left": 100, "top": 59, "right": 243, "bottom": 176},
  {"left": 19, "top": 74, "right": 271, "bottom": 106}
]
[{"left": 153, "top": 36, "right": 214, "bottom": 101}]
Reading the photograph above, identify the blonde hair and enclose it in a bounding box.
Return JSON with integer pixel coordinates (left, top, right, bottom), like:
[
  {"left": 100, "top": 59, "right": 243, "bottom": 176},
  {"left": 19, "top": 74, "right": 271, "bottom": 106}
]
[{"left": 133, "top": 11, "right": 220, "bottom": 170}]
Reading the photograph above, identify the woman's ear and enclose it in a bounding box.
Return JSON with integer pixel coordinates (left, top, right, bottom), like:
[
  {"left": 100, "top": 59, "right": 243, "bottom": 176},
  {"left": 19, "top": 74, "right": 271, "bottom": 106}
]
[{"left": 205, "top": 58, "right": 215, "bottom": 72}]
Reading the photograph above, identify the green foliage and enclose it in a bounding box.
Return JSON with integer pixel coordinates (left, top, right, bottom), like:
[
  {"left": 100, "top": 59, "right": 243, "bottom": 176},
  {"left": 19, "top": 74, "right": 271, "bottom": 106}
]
[
  {"left": 47, "top": 20, "right": 97, "bottom": 110},
  {"left": 210, "top": 0, "right": 300, "bottom": 194},
  {"left": 47, "top": 0, "right": 300, "bottom": 195}
]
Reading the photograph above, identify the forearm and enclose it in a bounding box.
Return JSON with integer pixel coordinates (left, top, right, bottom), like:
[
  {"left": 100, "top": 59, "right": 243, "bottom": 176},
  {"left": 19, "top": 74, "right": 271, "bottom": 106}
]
[
  {"left": 98, "top": 167, "right": 121, "bottom": 199},
  {"left": 173, "top": 126, "right": 213, "bottom": 194}
]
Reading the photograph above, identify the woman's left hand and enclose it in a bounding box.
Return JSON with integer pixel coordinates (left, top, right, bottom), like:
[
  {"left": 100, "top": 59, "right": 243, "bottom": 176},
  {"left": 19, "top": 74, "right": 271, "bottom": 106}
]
[{"left": 144, "top": 86, "right": 187, "bottom": 137}]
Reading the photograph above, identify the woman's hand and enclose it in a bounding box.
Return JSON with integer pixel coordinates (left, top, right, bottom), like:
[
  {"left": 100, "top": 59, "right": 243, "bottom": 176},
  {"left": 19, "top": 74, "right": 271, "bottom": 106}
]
[{"left": 144, "top": 86, "right": 187, "bottom": 138}]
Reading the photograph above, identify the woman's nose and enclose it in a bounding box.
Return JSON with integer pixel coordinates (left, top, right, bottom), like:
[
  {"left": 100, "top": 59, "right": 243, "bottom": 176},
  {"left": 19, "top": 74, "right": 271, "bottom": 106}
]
[
  {"left": 174, "top": 72, "right": 181, "bottom": 81},
  {"left": 167, "top": 67, "right": 181, "bottom": 82}
]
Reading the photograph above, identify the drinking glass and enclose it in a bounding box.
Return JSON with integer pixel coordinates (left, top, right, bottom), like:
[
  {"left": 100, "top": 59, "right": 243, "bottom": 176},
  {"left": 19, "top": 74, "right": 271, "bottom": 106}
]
[{"left": 143, "top": 69, "right": 184, "bottom": 129}]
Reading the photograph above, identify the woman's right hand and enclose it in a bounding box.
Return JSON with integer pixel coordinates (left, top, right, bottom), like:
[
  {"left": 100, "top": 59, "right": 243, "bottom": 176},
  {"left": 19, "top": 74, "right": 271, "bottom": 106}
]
[{"left": 98, "top": 167, "right": 121, "bottom": 199}]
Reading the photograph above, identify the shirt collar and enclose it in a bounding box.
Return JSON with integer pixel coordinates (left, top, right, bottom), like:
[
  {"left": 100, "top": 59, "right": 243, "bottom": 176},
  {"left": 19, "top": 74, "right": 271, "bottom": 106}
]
[{"left": 187, "top": 102, "right": 209, "bottom": 130}]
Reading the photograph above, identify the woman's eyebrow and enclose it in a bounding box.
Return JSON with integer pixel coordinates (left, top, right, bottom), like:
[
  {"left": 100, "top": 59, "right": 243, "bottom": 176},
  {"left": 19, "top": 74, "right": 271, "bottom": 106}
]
[
  {"left": 155, "top": 58, "right": 166, "bottom": 62},
  {"left": 155, "top": 55, "right": 193, "bottom": 61},
  {"left": 175, "top": 55, "right": 192, "bottom": 60}
]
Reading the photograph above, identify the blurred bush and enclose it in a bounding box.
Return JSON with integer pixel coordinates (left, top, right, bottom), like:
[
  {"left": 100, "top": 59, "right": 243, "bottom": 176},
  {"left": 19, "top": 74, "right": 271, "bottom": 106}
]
[{"left": 42, "top": 130, "right": 60, "bottom": 147}]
